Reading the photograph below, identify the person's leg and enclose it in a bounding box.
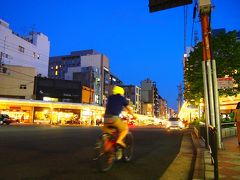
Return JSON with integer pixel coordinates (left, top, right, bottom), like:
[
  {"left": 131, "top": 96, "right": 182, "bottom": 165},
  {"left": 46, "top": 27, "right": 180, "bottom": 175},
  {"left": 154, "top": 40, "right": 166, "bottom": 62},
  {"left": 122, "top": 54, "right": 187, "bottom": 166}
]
[
  {"left": 113, "top": 118, "right": 128, "bottom": 148},
  {"left": 236, "top": 121, "right": 240, "bottom": 145}
]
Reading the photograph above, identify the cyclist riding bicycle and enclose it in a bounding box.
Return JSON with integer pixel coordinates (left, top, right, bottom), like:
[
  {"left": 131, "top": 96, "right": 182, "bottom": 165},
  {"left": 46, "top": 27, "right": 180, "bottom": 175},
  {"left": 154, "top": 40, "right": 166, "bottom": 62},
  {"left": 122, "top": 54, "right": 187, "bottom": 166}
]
[{"left": 102, "top": 85, "right": 136, "bottom": 148}]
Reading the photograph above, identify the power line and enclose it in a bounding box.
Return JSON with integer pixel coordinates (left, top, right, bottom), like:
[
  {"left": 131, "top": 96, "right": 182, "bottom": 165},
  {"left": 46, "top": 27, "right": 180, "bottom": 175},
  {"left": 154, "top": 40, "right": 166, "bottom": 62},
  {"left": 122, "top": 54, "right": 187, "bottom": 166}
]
[
  {"left": 0, "top": 71, "right": 34, "bottom": 81},
  {"left": 190, "top": 0, "right": 199, "bottom": 47},
  {"left": 0, "top": 37, "right": 49, "bottom": 58},
  {"left": 7, "top": 67, "right": 36, "bottom": 78},
  {"left": 0, "top": 81, "right": 34, "bottom": 90},
  {"left": 0, "top": 44, "right": 48, "bottom": 64},
  {"left": 184, "top": 5, "right": 188, "bottom": 53}
]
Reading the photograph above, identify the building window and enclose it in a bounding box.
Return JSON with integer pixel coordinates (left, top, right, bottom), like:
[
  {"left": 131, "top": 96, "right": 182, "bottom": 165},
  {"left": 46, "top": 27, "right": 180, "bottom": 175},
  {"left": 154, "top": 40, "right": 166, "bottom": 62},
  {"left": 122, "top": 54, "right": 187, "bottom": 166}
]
[
  {"left": 18, "top": 46, "right": 24, "bottom": 53},
  {"left": 56, "top": 65, "right": 58, "bottom": 70},
  {"left": 33, "top": 52, "right": 40, "bottom": 59},
  {"left": 55, "top": 70, "right": 58, "bottom": 76},
  {"left": 20, "top": 84, "right": 27, "bottom": 89}
]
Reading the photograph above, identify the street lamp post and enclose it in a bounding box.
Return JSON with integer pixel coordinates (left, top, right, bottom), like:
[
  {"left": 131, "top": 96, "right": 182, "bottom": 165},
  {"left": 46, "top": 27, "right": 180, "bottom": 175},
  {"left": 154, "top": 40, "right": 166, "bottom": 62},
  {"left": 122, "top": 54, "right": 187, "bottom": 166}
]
[
  {"left": 148, "top": 0, "right": 222, "bottom": 149},
  {"left": 198, "top": 0, "right": 222, "bottom": 149}
]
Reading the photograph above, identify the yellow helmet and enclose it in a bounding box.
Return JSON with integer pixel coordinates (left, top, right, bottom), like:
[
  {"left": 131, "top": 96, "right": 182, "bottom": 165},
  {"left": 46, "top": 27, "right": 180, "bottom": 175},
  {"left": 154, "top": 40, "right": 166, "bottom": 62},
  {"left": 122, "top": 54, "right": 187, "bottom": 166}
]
[{"left": 112, "top": 86, "right": 125, "bottom": 95}]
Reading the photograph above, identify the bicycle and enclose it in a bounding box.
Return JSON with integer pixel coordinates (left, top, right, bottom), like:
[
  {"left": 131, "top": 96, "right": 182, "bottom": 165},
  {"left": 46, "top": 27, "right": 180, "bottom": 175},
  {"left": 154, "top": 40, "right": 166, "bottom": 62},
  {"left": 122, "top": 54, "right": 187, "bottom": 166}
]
[{"left": 93, "top": 125, "right": 134, "bottom": 172}]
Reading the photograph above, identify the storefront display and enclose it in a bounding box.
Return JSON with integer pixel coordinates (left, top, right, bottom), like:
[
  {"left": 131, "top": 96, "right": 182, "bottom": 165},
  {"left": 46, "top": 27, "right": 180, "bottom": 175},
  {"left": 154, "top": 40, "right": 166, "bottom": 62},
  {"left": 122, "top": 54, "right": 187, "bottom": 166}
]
[{"left": 0, "top": 105, "right": 31, "bottom": 123}]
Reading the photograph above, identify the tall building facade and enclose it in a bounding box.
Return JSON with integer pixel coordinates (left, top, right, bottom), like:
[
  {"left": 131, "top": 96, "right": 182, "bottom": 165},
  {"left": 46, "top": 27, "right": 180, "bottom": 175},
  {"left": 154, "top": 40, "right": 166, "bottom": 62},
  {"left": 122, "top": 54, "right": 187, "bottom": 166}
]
[
  {"left": 159, "top": 96, "right": 168, "bottom": 119},
  {"left": 153, "top": 82, "right": 160, "bottom": 117},
  {"left": 0, "top": 19, "right": 50, "bottom": 77},
  {"left": 49, "top": 49, "right": 111, "bottom": 105},
  {"left": 48, "top": 50, "right": 99, "bottom": 79},
  {"left": 122, "top": 85, "right": 141, "bottom": 114},
  {"left": 140, "top": 78, "right": 154, "bottom": 116}
]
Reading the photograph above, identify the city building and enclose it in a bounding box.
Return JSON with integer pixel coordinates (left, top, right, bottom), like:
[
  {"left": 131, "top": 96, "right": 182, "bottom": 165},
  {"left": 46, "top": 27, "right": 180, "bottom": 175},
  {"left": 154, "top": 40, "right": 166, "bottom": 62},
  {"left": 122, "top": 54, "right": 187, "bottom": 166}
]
[
  {"left": 237, "top": 31, "right": 240, "bottom": 42},
  {"left": 103, "top": 73, "right": 123, "bottom": 98},
  {"left": 122, "top": 85, "right": 141, "bottom": 114},
  {"left": 159, "top": 96, "right": 168, "bottom": 119},
  {"left": 212, "top": 28, "right": 240, "bottom": 41},
  {"left": 49, "top": 49, "right": 110, "bottom": 105},
  {"left": 0, "top": 19, "right": 50, "bottom": 77},
  {"left": 212, "top": 28, "right": 226, "bottom": 37},
  {"left": 153, "top": 82, "right": 160, "bottom": 117},
  {"left": 140, "top": 78, "right": 154, "bottom": 116},
  {"left": 71, "top": 66, "right": 101, "bottom": 105},
  {"left": 0, "top": 65, "right": 36, "bottom": 99},
  {"left": 33, "top": 76, "right": 94, "bottom": 104},
  {"left": 168, "top": 107, "right": 176, "bottom": 118}
]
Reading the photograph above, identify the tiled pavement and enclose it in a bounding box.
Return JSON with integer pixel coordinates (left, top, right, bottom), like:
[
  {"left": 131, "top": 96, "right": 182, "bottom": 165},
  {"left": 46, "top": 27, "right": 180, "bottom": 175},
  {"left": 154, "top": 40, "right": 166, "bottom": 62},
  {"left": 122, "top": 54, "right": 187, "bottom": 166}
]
[{"left": 218, "top": 136, "right": 240, "bottom": 179}]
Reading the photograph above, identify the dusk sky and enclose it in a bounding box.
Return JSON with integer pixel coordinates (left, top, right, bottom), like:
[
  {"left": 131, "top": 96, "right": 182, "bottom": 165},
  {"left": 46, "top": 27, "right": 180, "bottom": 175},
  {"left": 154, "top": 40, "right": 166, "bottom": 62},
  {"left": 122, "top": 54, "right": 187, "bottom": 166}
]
[{"left": 1, "top": 0, "right": 239, "bottom": 110}]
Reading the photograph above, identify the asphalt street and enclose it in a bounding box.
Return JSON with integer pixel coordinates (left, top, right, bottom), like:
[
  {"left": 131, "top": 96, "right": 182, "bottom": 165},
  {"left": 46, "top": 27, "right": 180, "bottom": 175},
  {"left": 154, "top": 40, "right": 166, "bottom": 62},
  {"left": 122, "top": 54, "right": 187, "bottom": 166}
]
[{"left": 0, "top": 125, "right": 184, "bottom": 180}]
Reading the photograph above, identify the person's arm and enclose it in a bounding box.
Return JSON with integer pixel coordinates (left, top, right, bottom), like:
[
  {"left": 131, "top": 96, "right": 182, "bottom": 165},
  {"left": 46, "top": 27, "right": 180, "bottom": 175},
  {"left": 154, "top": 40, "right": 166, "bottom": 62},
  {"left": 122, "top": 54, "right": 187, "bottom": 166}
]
[
  {"left": 125, "top": 105, "right": 137, "bottom": 119},
  {"left": 234, "top": 110, "right": 237, "bottom": 122}
]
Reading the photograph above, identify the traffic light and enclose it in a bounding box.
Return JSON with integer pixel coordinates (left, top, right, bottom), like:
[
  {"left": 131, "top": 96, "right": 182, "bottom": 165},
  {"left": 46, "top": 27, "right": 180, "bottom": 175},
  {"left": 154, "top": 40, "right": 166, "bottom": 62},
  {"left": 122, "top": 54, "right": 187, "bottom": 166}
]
[{"left": 149, "top": 0, "right": 192, "bottom": 12}]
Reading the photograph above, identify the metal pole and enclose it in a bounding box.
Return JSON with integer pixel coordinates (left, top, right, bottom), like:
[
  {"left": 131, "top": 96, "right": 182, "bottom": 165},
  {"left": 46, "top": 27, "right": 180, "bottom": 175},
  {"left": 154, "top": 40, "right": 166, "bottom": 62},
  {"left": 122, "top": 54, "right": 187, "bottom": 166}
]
[
  {"left": 0, "top": 52, "right": 2, "bottom": 70},
  {"left": 212, "top": 59, "right": 223, "bottom": 149},
  {"left": 202, "top": 61, "right": 210, "bottom": 147},
  {"left": 206, "top": 60, "right": 216, "bottom": 127},
  {"left": 213, "top": 127, "right": 219, "bottom": 180}
]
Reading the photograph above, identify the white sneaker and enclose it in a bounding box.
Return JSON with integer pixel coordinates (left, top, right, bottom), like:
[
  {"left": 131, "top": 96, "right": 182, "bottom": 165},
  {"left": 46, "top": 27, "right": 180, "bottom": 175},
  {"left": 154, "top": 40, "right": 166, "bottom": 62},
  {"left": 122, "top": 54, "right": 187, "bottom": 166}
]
[{"left": 116, "top": 148, "right": 123, "bottom": 160}]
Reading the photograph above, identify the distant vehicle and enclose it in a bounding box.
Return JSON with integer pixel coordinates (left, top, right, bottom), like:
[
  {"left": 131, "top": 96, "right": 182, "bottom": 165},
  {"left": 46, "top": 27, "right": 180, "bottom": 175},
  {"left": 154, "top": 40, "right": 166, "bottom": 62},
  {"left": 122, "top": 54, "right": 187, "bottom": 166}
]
[
  {"left": 0, "top": 114, "right": 12, "bottom": 125},
  {"left": 167, "top": 117, "right": 183, "bottom": 130},
  {"left": 128, "top": 120, "right": 135, "bottom": 127}
]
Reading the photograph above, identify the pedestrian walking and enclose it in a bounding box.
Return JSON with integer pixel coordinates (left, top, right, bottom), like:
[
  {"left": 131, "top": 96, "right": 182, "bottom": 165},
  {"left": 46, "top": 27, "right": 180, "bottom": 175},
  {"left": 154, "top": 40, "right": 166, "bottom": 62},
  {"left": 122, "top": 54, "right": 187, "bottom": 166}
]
[{"left": 234, "top": 102, "right": 240, "bottom": 145}]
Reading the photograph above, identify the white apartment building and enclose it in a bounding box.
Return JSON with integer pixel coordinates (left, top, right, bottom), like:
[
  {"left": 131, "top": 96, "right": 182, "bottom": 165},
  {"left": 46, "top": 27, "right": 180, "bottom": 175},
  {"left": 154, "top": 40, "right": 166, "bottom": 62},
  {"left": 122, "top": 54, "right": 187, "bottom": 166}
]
[
  {"left": 123, "top": 85, "right": 141, "bottom": 114},
  {"left": 0, "top": 19, "right": 50, "bottom": 77},
  {"left": 50, "top": 50, "right": 109, "bottom": 105}
]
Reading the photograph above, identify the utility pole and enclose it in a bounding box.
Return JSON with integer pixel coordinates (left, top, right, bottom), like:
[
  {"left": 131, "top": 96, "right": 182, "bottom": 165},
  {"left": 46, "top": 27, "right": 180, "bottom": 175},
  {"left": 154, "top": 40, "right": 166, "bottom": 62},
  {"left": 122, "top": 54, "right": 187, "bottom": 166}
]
[
  {"left": 0, "top": 52, "right": 2, "bottom": 72},
  {"left": 198, "top": 0, "right": 222, "bottom": 149},
  {"left": 148, "top": 0, "right": 222, "bottom": 149},
  {"left": 177, "top": 84, "right": 183, "bottom": 113}
]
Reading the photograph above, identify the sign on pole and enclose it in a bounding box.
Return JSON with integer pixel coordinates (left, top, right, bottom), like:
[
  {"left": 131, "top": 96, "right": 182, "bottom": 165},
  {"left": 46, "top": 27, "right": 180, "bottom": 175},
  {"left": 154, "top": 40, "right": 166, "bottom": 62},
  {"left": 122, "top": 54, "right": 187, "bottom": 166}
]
[
  {"left": 149, "top": 0, "right": 192, "bottom": 12},
  {"left": 217, "top": 77, "right": 233, "bottom": 89}
]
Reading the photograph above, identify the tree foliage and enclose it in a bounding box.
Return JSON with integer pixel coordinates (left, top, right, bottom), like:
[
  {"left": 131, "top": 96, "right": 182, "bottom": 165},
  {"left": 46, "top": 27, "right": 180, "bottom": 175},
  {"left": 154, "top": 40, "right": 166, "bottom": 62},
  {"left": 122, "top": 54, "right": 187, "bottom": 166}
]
[{"left": 184, "top": 30, "right": 240, "bottom": 103}]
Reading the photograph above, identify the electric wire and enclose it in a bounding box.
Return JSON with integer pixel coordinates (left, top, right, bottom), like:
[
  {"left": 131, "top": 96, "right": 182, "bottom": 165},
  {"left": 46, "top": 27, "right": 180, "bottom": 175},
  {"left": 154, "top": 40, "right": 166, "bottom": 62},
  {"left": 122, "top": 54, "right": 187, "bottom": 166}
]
[
  {"left": 191, "top": 0, "right": 199, "bottom": 47},
  {"left": 6, "top": 68, "right": 35, "bottom": 78},
  {"left": 184, "top": 5, "right": 188, "bottom": 53},
  {"left": 0, "top": 38, "right": 49, "bottom": 59},
  {"left": 0, "top": 81, "right": 34, "bottom": 90},
  {"left": 0, "top": 44, "right": 48, "bottom": 65}
]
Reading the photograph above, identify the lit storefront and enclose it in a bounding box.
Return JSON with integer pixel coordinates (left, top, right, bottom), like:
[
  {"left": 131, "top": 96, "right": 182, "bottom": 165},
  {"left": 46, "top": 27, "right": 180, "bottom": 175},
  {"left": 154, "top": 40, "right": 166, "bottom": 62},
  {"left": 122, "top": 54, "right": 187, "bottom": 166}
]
[
  {"left": 0, "top": 98, "right": 105, "bottom": 125},
  {"left": 179, "top": 94, "right": 240, "bottom": 122},
  {"left": 178, "top": 101, "right": 200, "bottom": 122},
  {"left": 0, "top": 105, "right": 32, "bottom": 123}
]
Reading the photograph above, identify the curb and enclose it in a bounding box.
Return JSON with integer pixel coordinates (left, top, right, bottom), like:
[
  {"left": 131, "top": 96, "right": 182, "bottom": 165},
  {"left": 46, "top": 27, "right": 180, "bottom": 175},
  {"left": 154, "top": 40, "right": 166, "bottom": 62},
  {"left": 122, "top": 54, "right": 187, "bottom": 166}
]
[
  {"left": 191, "top": 130, "right": 215, "bottom": 180},
  {"left": 160, "top": 132, "right": 194, "bottom": 180},
  {"left": 191, "top": 132, "right": 205, "bottom": 179}
]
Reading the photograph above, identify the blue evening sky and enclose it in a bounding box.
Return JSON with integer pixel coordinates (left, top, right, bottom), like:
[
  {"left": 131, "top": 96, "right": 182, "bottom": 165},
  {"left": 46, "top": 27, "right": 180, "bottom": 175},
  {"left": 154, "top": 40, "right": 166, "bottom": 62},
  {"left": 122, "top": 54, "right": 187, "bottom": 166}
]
[{"left": 1, "top": 0, "right": 239, "bottom": 111}]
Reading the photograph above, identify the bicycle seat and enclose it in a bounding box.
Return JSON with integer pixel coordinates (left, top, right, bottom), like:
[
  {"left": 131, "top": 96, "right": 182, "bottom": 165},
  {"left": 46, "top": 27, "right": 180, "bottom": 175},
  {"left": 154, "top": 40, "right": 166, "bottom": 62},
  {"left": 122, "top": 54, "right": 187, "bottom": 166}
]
[
  {"left": 107, "top": 125, "right": 118, "bottom": 130},
  {"left": 106, "top": 126, "right": 119, "bottom": 134}
]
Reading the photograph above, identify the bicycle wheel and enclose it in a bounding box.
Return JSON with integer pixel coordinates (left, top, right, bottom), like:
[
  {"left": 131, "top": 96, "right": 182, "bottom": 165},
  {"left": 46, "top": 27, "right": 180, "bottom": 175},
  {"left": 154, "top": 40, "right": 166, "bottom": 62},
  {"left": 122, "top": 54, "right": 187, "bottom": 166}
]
[
  {"left": 122, "top": 132, "right": 133, "bottom": 162},
  {"left": 94, "top": 134, "right": 115, "bottom": 172}
]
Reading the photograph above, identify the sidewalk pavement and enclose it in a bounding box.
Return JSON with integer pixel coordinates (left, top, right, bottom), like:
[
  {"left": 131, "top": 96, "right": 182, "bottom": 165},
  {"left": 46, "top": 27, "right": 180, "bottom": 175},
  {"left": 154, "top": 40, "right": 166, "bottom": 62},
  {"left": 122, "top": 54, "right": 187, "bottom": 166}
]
[
  {"left": 192, "top": 131, "right": 240, "bottom": 180},
  {"left": 218, "top": 136, "right": 240, "bottom": 179}
]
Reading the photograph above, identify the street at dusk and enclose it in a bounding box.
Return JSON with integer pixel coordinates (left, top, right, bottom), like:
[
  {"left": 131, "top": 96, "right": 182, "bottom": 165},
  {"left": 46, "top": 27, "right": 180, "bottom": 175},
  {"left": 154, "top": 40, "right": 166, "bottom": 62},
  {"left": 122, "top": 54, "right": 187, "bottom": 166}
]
[
  {"left": 0, "top": 125, "right": 185, "bottom": 179},
  {"left": 0, "top": 0, "right": 240, "bottom": 179}
]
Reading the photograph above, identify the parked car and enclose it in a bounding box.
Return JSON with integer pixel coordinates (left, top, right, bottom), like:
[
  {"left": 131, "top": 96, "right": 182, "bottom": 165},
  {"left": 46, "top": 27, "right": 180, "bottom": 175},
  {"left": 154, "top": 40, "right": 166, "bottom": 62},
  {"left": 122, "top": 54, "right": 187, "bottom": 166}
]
[
  {"left": 0, "top": 114, "right": 12, "bottom": 125},
  {"left": 167, "top": 117, "right": 183, "bottom": 130}
]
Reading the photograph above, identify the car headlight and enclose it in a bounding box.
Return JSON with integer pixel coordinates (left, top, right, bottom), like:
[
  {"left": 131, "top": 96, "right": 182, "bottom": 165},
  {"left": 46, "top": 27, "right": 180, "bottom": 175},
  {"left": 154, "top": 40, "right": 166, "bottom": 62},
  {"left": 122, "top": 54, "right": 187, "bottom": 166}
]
[
  {"left": 178, "top": 121, "right": 183, "bottom": 128},
  {"left": 166, "top": 121, "right": 170, "bottom": 128}
]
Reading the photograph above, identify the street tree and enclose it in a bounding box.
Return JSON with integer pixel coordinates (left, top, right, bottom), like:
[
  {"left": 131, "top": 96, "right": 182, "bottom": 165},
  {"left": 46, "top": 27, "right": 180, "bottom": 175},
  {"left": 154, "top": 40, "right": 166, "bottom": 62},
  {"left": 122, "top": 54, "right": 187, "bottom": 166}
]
[{"left": 184, "top": 30, "right": 240, "bottom": 103}]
